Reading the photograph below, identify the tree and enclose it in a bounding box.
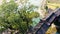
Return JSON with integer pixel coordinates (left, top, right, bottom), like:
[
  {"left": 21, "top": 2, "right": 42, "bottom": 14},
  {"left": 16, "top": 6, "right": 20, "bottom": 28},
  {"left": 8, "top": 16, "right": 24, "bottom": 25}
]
[{"left": 0, "top": 0, "right": 39, "bottom": 34}]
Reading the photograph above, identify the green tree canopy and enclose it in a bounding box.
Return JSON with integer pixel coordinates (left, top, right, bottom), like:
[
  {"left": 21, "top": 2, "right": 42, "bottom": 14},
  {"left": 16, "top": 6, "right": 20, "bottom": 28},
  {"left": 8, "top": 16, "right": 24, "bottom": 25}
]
[{"left": 0, "top": 0, "right": 39, "bottom": 34}]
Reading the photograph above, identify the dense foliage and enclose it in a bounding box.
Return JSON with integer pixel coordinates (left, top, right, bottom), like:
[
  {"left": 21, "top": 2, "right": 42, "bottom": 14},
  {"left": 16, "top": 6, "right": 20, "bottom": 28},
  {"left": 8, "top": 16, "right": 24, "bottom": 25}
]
[{"left": 0, "top": 0, "right": 39, "bottom": 34}]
